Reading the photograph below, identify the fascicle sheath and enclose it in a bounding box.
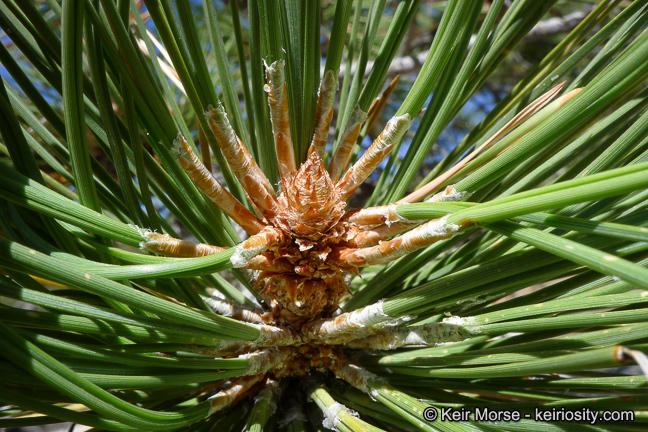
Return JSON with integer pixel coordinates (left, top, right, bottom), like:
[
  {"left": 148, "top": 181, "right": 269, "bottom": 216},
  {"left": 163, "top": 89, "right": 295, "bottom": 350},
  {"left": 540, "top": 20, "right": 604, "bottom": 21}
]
[
  {"left": 205, "top": 105, "right": 280, "bottom": 218},
  {"left": 345, "top": 203, "right": 411, "bottom": 227},
  {"left": 204, "top": 297, "right": 276, "bottom": 325},
  {"left": 230, "top": 227, "right": 284, "bottom": 268},
  {"left": 346, "top": 322, "right": 470, "bottom": 350},
  {"left": 191, "top": 340, "right": 258, "bottom": 357},
  {"left": 265, "top": 60, "right": 297, "bottom": 179},
  {"left": 172, "top": 134, "right": 265, "bottom": 235},
  {"left": 321, "top": 401, "right": 358, "bottom": 430},
  {"left": 207, "top": 375, "right": 264, "bottom": 415},
  {"left": 245, "top": 253, "right": 295, "bottom": 273},
  {"left": 336, "top": 114, "right": 412, "bottom": 201},
  {"left": 425, "top": 185, "right": 470, "bottom": 203},
  {"left": 254, "top": 377, "right": 283, "bottom": 412},
  {"left": 322, "top": 402, "right": 344, "bottom": 429},
  {"left": 347, "top": 221, "right": 418, "bottom": 248},
  {"left": 243, "top": 347, "right": 292, "bottom": 374},
  {"left": 328, "top": 105, "right": 368, "bottom": 181},
  {"left": 335, "top": 215, "right": 459, "bottom": 266},
  {"left": 254, "top": 324, "right": 301, "bottom": 347},
  {"left": 142, "top": 232, "right": 226, "bottom": 257},
  {"left": 301, "top": 301, "right": 399, "bottom": 342},
  {"left": 333, "top": 362, "right": 381, "bottom": 395},
  {"left": 365, "top": 75, "right": 400, "bottom": 133},
  {"left": 344, "top": 188, "right": 465, "bottom": 244},
  {"left": 311, "top": 70, "right": 338, "bottom": 159}
]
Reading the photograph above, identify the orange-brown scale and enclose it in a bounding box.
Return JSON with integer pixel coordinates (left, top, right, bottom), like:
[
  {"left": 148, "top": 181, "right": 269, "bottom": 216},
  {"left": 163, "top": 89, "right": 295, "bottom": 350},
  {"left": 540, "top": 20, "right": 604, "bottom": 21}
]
[
  {"left": 249, "top": 240, "right": 357, "bottom": 326},
  {"left": 236, "top": 145, "right": 373, "bottom": 326},
  {"left": 245, "top": 253, "right": 295, "bottom": 273},
  {"left": 270, "top": 345, "right": 343, "bottom": 378},
  {"left": 263, "top": 275, "right": 347, "bottom": 320},
  {"left": 276, "top": 146, "right": 346, "bottom": 240}
]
